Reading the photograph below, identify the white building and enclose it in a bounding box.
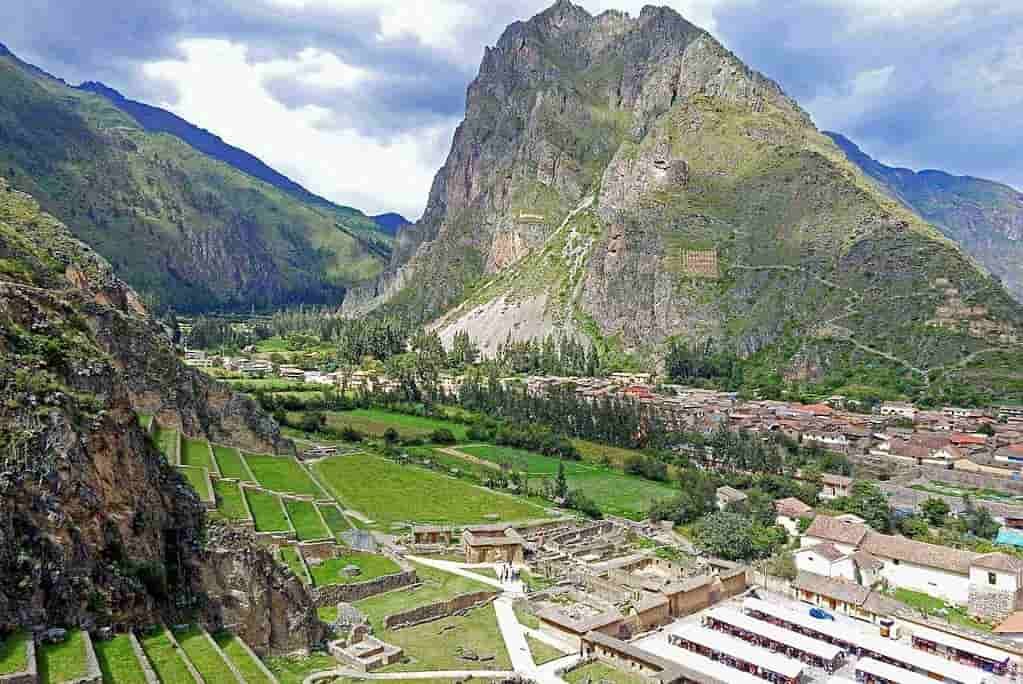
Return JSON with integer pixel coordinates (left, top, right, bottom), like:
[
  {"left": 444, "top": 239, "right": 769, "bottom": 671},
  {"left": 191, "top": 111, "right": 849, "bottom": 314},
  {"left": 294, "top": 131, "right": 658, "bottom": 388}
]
[{"left": 881, "top": 402, "right": 918, "bottom": 420}]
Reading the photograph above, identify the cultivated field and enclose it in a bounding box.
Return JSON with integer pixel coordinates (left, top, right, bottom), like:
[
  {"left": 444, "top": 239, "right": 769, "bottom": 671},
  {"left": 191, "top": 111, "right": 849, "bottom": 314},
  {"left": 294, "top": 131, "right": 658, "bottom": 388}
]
[
  {"left": 181, "top": 437, "right": 215, "bottom": 471},
  {"left": 285, "top": 499, "right": 331, "bottom": 541},
  {"left": 213, "top": 445, "right": 252, "bottom": 481},
  {"left": 321, "top": 409, "right": 470, "bottom": 441},
  {"left": 245, "top": 489, "right": 291, "bottom": 532},
  {"left": 213, "top": 632, "right": 275, "bottom": 684},
  {"left": 176, "top": 627, "right": 237, "bottom": 683},
  {"left": 312, "top": 453, "right": 546, "bottom": 526},
  {"left": 140, "top": 629, "right": 195, "bottom": 684},
  {"left": 214, "top": 480, "right": 250, "bottom": 521},
  {"left": 93, "top": 634, "right": 147, "bottom": 684},
  {"left": 245, "top": 453, "right": 325, "bottom": 497}
]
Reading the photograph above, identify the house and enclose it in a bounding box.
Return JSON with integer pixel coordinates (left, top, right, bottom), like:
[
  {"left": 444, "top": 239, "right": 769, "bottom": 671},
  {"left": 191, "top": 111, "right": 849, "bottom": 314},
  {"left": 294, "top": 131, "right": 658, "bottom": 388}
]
[
  {"left": 793, "top": 571, "right": 898, "bottom": 624},
  {"left": 715, "top": 486, "right": 747, "bottom": 511},
  {"left": 801, "top": 515, "right": 870, "bottom": 555},
  {"left": 412, "top": 525, "right": 452, "bottom": 547},
  {"left": 821, "top": 473, "right": 853, "bottom": 499},
  {"left": 462, "top": 524, "right": 525, "bottom": 564},
  {"left": 774, "top": 497, "right": 814, "bottom": 535},
  {"left": 881, "top": 402, "right": 917, "bottom": 421}
]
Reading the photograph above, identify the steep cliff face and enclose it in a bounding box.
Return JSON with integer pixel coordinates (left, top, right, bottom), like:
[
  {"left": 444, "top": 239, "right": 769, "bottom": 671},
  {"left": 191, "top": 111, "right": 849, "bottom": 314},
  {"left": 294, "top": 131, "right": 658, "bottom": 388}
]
[
  {"left": 350, "top": 0, "right": 1023, "bottom": 377},
  {"left": 828, "top": 132, "right": 1023, "bottom": 303},
  {"left": 0, "top": 46, "right": 387, "bottom": 313},
  {"left": 0, "top": 178, "right": 310, "bottom": 639}
]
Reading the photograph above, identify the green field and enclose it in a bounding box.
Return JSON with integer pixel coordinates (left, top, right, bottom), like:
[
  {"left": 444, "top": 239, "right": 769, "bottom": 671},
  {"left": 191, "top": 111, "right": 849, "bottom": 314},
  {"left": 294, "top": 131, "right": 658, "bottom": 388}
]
[
  {"left": 140, "top": 629, "right": 195, "bottom": 684},
  {"left": 527, "top": 635, "right": 566, "bottom": 665},
  {"left": 245, "top": 489, "right": 291, "bottom": 532},
  {"left": 313, "top": 453, "right": 546, "bottom": 526},
  {"left": 285, "top": 499, "right": 331, "bottom": 541},
  {"left": 322, "top": 409, "right": 469, "bottom": 441},
  {"left": 137, "top": 414, "right": 154, "bottom": 431},
  {"left": 37, "top": 629, "right": 88, "bottom": 684},
  {"left": 308, "top": 553, "right": 401, "bottom": 587},
  {"left": 357, "top": 561, "right": 494, "bottom": 628},
  {"left": 565, "top": 662, "right": 646, "bottom": 684},
  {"left": 279, "top": 546, "right": 310, "bottom": 584},
  {"left": 213, "top": 445, "right": 252, "bottom": 481},
  {"left": 379, "top": 605, "right": 510, "bottom": 672},
  {"left": 0, "top": 631, "right": 29, "bottom": 675},
  {"left": 318, "top": 504, "right": 351, "bottom": 539},
  {"left": 94, "top": 634, "right": 147, "bottom": 684},
  {"left": 153, "top": 426, "right": 178, "bottom": 462},
  {"left": 212, "top": 633, "right": 274, "bottom": 684},
  {"left": 214, "top": 480, "right": 250, "bottom": 521},
  {"left": 176, "top": 465, "right": 213, "bottom": 502},
  {"left": 181, "top": 438, "right": 215, "bottom": 471},
  {"left": 266, "top": 653, "right": 336, "bottom": 684},
  {"left": 176, "top": 627, "right": 237, "bottom": 684},
  {"left": 244, "top": 453, "right": 324, "bottom": 497},
  {"left": 458, "top": 445, "right": 676, "bottom": 519},
  {"left": 572, "top": 439, "right": 646, "bottom": 468}
]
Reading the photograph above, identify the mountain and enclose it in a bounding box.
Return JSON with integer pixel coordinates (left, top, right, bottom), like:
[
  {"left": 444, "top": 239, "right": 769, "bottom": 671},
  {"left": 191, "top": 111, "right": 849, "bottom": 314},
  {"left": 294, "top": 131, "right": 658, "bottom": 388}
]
[
  {"left": 346, "top": 0, "right": 1023, "bottom": 400},
  {"left": 371, "top": 212, "right": 412, "bottom": 237},
  {"left": 0, "top": 45, "right": 388, "bottom": 312},
  {"left": 0, "top": 177, "right": 320, "bottom": 647},
  {"left": 827, "top": 132, "right": 1023, "bottom": 303}
]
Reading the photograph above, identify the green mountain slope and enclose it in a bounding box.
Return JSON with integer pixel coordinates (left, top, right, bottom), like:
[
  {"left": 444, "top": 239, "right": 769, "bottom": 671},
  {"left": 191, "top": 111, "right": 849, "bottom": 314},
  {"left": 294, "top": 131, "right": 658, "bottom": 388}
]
[
  {"left": 827, "top": 132, "right": 1023, "bottom": 303},
  {"left": 345, "top": 0, "right": 1023, "bottom": 400},
  {"left": 0, "top": 47, "right": 387, "bottom": 312}
]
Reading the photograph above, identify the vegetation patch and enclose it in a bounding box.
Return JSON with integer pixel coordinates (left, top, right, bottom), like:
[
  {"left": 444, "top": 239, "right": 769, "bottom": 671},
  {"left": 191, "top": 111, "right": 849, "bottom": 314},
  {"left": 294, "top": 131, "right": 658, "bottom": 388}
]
[
  {"left": 94, "top": 635, "right": 147, "bottom": 684},
  {"left": 153, "top": 426, "right": 178, "bottom": 461},
  {"left": 175, "top": 626, "right": 237, "bottom": 684},
  {"left": 266, "top": 652, "right": 336, "bottom": 684},
  {"left": 279, "top": 547, "right": 310, "bottom": 584},
  {"left": 245, "top": 489, "right": 291, "bottom": 532},
  {"left": 527, "top": 635, "right": 565, "bottom": 665},
  {"left": 176, "top": 465, "right": 213, "bottom": 502},
  {"left": 285, "top": 499, "right": 331, "bottom": 541},
  {"left": 214, "top": 480, "right": 250, "bottom": 521},
  {"left": 0, "top": 630, "right": 29, "bottom": 675},
  {"left": 565, "top": 662, "right": 647, "bottom": 684},
  {"left": 308, "top": 553, "right": 401, "bottom": 587},
  {"left": 212, "top": 632, "right": 274, "bottom": 684},
  {"left": 245, "top": 453, "right": 324, "bottom": 497},
  {"left": 181, "top": 438, "right": 215, "bottom": 471},
  {"left": 356, "top": 561, "right": 494, "bottom": 627},
  {"left": 377, "top": 605, "right": 510, "bottom": 673},
  {"left": 318, "top": 504, "right": 352, "bottom": 539},
  {"left": 213, "top": 445, "right": 251, "bottom": 481},
  {"left": 313, "top": 452, "right": 545, "bottom": 526},
  {"left": 140, "top": 629, "right": 194, "bottom": 684},
  {"left": 37, "top": 630, "right": 88, "bottom": 684},
  {"left": 323, "top": 409, "right": 469, "bottom": 442}
]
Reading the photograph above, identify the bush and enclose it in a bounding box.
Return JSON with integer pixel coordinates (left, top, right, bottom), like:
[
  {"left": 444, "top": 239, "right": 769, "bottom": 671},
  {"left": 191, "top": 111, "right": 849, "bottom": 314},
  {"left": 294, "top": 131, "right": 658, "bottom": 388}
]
[
  {"left": 429, "top": 428, "right": 457, "bottom": 445},
  {"left": 339, "top": 425, "right": 364, "bottom": 443},
  {"left": 565, "top": 489, "right": 603, "bottom": 519},
  {"left": 383, "top": 427, "right": 400, "bottom": 444}
]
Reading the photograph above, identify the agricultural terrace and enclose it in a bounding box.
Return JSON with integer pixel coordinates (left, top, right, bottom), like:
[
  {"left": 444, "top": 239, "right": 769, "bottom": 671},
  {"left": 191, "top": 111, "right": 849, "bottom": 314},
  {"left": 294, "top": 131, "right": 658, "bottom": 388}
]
[
  {"left": 245, "top": 489, "right": 291, "bottom": 532},
  {"left": 279, "top": 547, "right": 311, "bottom": 584},
  {"left": 318, "top": 504, "right": 351, "bottom": 539},
  {"left": 312, "top": 452, "right": 546, "bottom": 526},
  {"left": 457, "top": 444, "right": 677, "bottom": 520},
  {"left": 93, "top": 634, "right": 147, "bottom": 684},
  {"left": 152, "top": 426, "right": 178, "bottom": 461},
  {"left": 244, "top": 453, "right": 325, "bottom": 497},
  {"left": 140, "top": 629, "right": 195, "bottom": 684},
  {"left": 181, "top": 437, "right": 215, "bottom": 471},
  {"left": 320, "top": 409, "right": 469, "bottom": 441},
  {"left": 176, "top": 626, "right": 237, "bottom": 683},
  {"left": 308, "top": 552, "right": 401, "bottom": 587},
  {"left": 212, "top": 632, "right": 274, "bottom": 684},
  {"left": 176, "top": 465, "right": 213, "bottom": 502},
  {"left": 0, "top": 631, "right": 29, "bottom": 676},
  {"left": 36, "top": 629, "right": 88, "bottom": 684},
  {"left": 214, "top": 480, "right": 250, "bottom": 521},
  {"left": 213, "top": 445, "right": 252, "bottom": 481},
  {"left": 285, "top": 499, "right": 331, "bottom": 541}
]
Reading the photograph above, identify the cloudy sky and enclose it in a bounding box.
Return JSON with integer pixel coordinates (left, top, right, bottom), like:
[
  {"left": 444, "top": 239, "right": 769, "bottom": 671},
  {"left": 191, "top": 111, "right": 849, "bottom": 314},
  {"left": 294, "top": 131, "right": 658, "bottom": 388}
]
[{"left": 2, "top": 0, "right": 1020, "bottom": 218}]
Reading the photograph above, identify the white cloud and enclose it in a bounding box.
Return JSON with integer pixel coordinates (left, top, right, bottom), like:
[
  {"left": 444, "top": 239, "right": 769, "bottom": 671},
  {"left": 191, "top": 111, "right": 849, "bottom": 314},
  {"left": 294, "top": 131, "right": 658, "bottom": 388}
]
[{"left": 144, "top": 38, "right": 454, "bottom": 218}]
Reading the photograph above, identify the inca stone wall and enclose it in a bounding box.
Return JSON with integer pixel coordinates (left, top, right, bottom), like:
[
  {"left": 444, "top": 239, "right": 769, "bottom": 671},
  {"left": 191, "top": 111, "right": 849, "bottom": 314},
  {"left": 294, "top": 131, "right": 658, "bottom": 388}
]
[
  {"left": 312, "top": 570, "right": 418, "bottom": 607},
  {"left": 968, "top": 586, "right": 1021, "bottom": 622},
  {"left": 383, "top": 591, "right": 499, "bottom": 630}
]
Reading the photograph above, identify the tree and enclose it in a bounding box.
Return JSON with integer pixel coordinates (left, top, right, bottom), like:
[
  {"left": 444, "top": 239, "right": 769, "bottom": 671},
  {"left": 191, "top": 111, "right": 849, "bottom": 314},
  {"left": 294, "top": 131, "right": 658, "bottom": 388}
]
[
  {"left": 899, "top": 515, "right": 930, "bottom": 540},
  {"left": 383, "top": 427, "right": 400, "bottom": 444},
  {"left": 962, "top": 497, "right": 999, "bottom": 539},
  {"left": 845, "top": 481, "right": 893, "bottom": 532},
  {"left": 920, "top": 497, "right": 950, "bottom": 526},
  {"left": 555, "top": 462, "right": 568, "bottom": 500}
]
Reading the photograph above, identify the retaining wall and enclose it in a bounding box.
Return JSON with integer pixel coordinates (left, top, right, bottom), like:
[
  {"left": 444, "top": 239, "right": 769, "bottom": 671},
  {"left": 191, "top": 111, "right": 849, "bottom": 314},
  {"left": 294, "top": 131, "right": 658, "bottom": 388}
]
[
  {"left": 383, "top": 590, "right": 499, "bottom": 630},
  {"left": 312, "top": 570, "right": 418, "bottom": 606}
]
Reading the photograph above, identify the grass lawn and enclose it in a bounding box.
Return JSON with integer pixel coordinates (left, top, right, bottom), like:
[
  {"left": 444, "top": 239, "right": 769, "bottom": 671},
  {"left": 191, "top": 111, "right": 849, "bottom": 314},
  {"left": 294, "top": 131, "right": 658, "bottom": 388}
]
[
  {"left": 313, "top": 452, "right": 545, "bottom": 526},
  {"left": 137, "top": 414, "right": 154, "bottom": 431},
  {"left": 279, "top": 547, "right": 310, "bottom": 584},
  {"left": 140, "top": 629, "right": 194, "bottom": 684},
  {"left": 322, "top": 409, "right": 469, "bottom": 442},
  {"left": 318, "top": 504, "right": 351, "bottom": 539},
  {"left": 181, "top": 438, "right": 215, "bottom": 471},
  {"left": 565, "top": 662, "right": 647, "bottom": 684},
  {"left": 308, "top": 553, "right": 400, "bottom": 587},
  {"left": 514, "top": 605, "right": 540, "bottom": 630},
  {"left": 0, "top": 630, "right": 29, "bottom": 675},
  {"left": 37, "top": 630, "right": 87, "bottom": 684},
  {"left": 245, "top": 489, "right": 291, "bottom": 532},
  {"left": 176, "top": 465, "right": 213, "bottom": 502},
  {"left": 214, "top": 480, "right": 249, "bottom": 521},
  {"left": 318, "top": 605, "right": 339, "bottom": 623},
  {"left": 212, "top": 633, "right": 274, "bottom": 684},
  {"left": 285, "top": 499, "right": 331, "bottom": 541},
  {"left": 572, "top": 440, "right": 645, "bottom": 469},
  {"left": 213, "top": 445, "right": 252, "bottom": 481},
  {"left": 244, "top": 453, "right": 324, "bottom": 497},
  {"left": 357, "top": 561, "right": 494, "bottom": 628},
  {"left": 527, "top": 636, "right": 566, "bottom": 665},
  {"left": 892, "top": 588, "right": 993, "bottom": 631},
  {"left": 379, "top": 605, "right": 510, "bottom": 672},
  {"left": 176, "top": 627, "right": 237, "bottom": 684},
  {"left": 153, "top": 426, "right": 178, "bottom": 461},
  {"left": 459, "top": 445, "right": 676, "bottom": 520},
  {"left": 266, "top": 653, "right": 336, "bottom": 684},
  {"left": 94, "top": 634, "right": 147, "bottom": 683}
]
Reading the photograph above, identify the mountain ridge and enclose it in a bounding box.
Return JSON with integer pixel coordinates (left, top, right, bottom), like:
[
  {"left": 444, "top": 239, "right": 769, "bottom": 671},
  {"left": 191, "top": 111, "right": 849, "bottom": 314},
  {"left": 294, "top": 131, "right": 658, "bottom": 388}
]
[{"left": 827, "top": 131, "right": 1023, "bottom": 303}]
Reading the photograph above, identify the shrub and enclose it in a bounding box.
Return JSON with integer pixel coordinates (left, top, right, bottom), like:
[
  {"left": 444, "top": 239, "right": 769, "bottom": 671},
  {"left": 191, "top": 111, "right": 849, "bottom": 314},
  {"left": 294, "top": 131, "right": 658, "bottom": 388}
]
[
  {"left": 339, "top": 425, "right": 364, "bottom": 443},
  {"left": 430, "top": 428, "right": 457, "bottom": 445}
]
